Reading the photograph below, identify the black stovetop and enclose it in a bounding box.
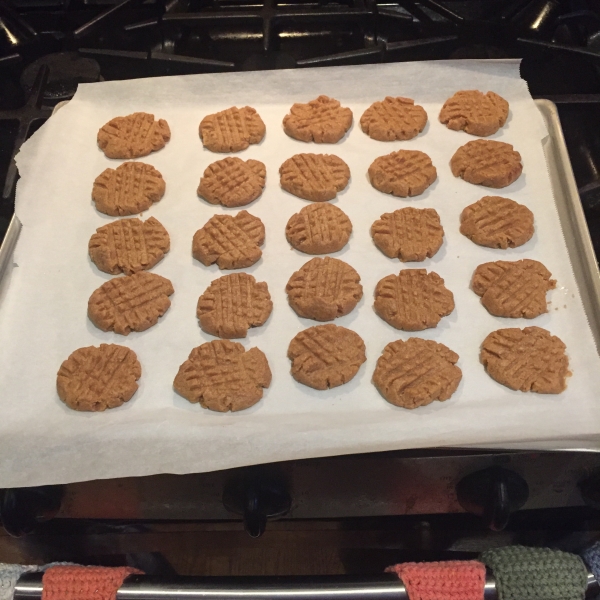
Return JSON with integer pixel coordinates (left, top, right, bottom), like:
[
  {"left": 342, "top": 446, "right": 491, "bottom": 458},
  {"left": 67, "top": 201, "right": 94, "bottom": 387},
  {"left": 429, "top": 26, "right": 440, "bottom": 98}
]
[{"left": 2, "top": 0, "right": 600, "bottom": 255}]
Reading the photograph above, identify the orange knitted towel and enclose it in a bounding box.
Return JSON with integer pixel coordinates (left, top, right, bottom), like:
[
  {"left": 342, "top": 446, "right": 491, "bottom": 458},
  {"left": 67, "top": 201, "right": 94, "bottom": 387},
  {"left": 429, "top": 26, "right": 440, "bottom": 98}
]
[
  {"left": 41, "top": 565, "right": 142, "bottom": 600},
  {"left": 386, "top": 561, "right": 486, "bottom": 600}
]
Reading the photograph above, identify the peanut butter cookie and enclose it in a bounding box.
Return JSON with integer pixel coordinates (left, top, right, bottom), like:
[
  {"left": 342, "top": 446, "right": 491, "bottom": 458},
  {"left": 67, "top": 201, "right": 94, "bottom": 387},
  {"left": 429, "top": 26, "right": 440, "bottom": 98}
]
[
  {"left": 450, "top": 140, "right": 522, "bottom": 188},
  {"left": 57, "top": 344, "right": 141, "bottom": 411},
  {"left": 480, "top": 327, "right": 569, "bottom": 393},
  {"left": 283, "top": 95, "right": 352, "bottom": 143},
  {"left": 97, "top": 112, "right": 171, "bottom": 159},
  {"left": 360, "top": 96, "right": 427, "bottom": 141},
  {"left": 288, "top": 324, "right": 366, "bottom": 390},
  {"left": 174, "top": 340, "right": 271, "bottom": 412},
  {"left": 369, "top": 150, "right": 437, "bottom": 197},
  {"left": 373, "top": 338, "right": 462, "bottom": 409},
  {"left": 200, "top": 106, "right": 266, "bottom": 153},
  {"left": 439, "top": 90, "right": 509, "bottom": 137}
]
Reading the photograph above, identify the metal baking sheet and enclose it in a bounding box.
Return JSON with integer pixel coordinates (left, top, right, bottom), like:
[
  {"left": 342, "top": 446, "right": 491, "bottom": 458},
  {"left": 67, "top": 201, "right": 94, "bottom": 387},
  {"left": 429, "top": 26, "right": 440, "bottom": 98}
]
[{"left": 2, "top": 61, "right": 600, "bottom": 488}]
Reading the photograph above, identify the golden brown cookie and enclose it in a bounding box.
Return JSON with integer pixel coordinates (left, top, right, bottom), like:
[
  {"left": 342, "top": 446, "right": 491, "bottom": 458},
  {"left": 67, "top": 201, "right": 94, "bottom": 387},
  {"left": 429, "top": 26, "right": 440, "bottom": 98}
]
[
  {"left": 57, "top": 344, "right": 141, "bottom": 412},
  {"left": 288, "top": 324, "right": 366, "bottom": 390},
  {"left": 286, "top": 256, "right": 363, "bottom": 321},
  {"left": 460, "top": 196, "right": 534, "bottom": 249},
  {"left": 360, "top": 96, "right": 428, "bottom": 141},
  {"left": 283, "top": 95, "right": 353, "bottom": 144},
  {"left": 371, "top": 207, "right": 443, "bottom": 262},
  {"left": 374, "top": 269, "right": 454, "bottom": 331},
  {"left": 368, "top": 150, "right": 437, "bottom": 197},
  {"left": 480, "top": 327, "right": 570, "bottom": 393},
  {"left": 472, "top": 259, "right": 555, "bottom": 319},
  {"left": 97, "top": 112, "right": 171, "bottom": 159},
  {"left": 439, "top": 90, "right": 509, "bottom": 137},
  {"left": 88, "top": 272, "right": 174, "bottom": 335},
  {"left": 279, "top": 153, "right": 350, "bottom": 202},
  {"left": 373, "top": 338, "right": 462, "bottom": 409},
  {"left": 450, "top": 140, "right": 522, "bottom": 188},
  {"left": 286, "top": 204, "right": 352, "bottom": 254},
  {"left": 197, "top": 157, "right": 266, "bottom": 208},
  {"left": 89, "top": 216, "right": 170, "bottom": 275},
  {"left": 199, "top": 106, "right": 266, "bottom": 153},
  {"left": 197, "top": 273, "right": 272, "bottom": 339},
  {"left": 192, "top": 211, "right": 265, "bottom": 270},
  {"left": 173, "top": 340, "right": 271, "bottom": 412},
  {"left": 92, "top": 162, "right": 166, "bottom": 217}
]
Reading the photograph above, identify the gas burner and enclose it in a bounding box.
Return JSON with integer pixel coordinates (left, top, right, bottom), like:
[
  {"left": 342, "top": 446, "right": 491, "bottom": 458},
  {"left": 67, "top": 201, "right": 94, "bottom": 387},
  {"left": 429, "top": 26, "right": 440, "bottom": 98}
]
[{"left": 20, "top": 53, "right": 102, "bottom": 103}]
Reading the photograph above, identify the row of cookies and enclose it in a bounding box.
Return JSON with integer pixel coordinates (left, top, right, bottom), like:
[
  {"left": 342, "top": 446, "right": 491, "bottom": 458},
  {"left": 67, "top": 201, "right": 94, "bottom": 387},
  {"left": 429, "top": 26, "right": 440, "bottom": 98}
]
[
  {"left": 57, "top": 321, "right": 570, "bottom": 412},
  {"left": 90, "top": 141, "right": 524, "bottom": 219},
  {"left": 97, "top": 90, "right": 509, "bottom": 161}
]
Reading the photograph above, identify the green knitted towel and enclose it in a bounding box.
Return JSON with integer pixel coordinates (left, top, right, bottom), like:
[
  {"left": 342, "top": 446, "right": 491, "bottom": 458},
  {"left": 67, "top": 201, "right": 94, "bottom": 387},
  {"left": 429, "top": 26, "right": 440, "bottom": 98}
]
[{"left": 481, "top": 546, "right": 588, "bottom": 600}]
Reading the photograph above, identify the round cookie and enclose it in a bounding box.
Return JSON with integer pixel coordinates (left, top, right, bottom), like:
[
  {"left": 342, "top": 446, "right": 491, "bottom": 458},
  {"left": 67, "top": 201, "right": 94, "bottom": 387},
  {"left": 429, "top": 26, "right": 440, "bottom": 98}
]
[
  {"left": 89, "top": 216, "right": 170, "bottom": 275},
  {"left": 472, "top": 259, "right": 555, "bottom": 319},
  {"left": 450, "top": 140, "right": 522, "bottom": 188},
  {"left": 97, "top": 112, "right": 171, "bottom": 159},
  {"left": 280, "top": 153, "right": 350, "bottom": 202},
  {"left": 360, "top": 96, "right": 427, "bottom": 141},
  {"left": 197, "top": 273, "right": 273, "bottom": 339},
  {"left": 368, "top": 150, "right": 437, "bottom": 197},
  {"left": 286, "top": 204, "right": 352, "bottom": 255},
  {"left": 199, "top": 106, "right": 265, "bottom": 153},
  {"left": 173, "top": 340, "right": 272, "bottom": 412},
  {"left": 88, "top": 272, "right": 174, "bottom": 335},
  {"left": 283, "top": 95, "right": 353, "bottom": 144},
  {"left": 92, "top": 162, "right": 166, "bottom": 217},
  {"left": 286, "top": 256, "right": 363, "bottom": 321},
  {"left": 439, "top": 90, "right": 509, "bottom": 137},
  {"left": 371, "top": 207, "right": 443, "bottom": 261},
  {"left": 192, "top": 211, "right": 265, "bottom": 270},
  {"left": 460, "top": 196, "right": 534, "bottom": 249},
  {"left": 374, "top": 269, "right": 454, "bottom": 331},
  {"left": 198, "top": 157, "right": 266, "bottom": 207},
  {"left": 373, "top": 338, "right": 462, "bottom": 409},
  {"left": 288, "top": 325, "right": 366, "bottom": 390},
  {"left": 480, "top": 326, "right": 570, "bottom": 393},
  {"left": 57, "top": 344, "right": 141, "bottom": 412}
]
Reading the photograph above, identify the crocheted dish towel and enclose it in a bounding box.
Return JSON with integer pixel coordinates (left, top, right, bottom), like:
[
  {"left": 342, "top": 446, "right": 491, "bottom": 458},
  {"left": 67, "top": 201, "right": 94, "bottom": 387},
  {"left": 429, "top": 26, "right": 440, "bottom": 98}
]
[
  {"left": 582, "top": 541, "right": 600, "bottom": 583},
  {"left": 41, "top": 565, "right": 142, "bottom": 600},
  {"left": 0, "top": 561, "right": 75, "bottom": 600},
  {"left": 481, "top": 546, "right": 588, "bottom": 600},
  {"left": 386, "top": 561, "right": 486, "bottom": 600}
]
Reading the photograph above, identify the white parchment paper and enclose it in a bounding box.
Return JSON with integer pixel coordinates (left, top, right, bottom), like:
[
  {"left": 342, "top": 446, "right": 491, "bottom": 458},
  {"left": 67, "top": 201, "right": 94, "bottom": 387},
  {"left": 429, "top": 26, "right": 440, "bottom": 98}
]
[{"left": 1, "top": 60, "right": 600, "bottom": 487}]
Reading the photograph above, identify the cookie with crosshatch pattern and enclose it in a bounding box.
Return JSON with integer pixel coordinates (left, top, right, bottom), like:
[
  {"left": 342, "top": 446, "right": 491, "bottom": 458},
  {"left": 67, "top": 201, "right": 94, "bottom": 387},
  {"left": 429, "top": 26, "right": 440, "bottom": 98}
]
[
  {"left": 450, "top": 140, "right": 522, "bottom": 188},
  {"left": 373, "top": 338, "right": 462, "bottom": 409},
  {"left": 89, "top": 216, "right": 170, "bottom": 275},
  {"left": 198, "top": 157, "right": 266, "bottom": 207},
  {"left": 92, "top": 162, "right": 166, "bottom": 217},
  {"left": 480, "top": 327, "right": 569, "bottom": 393},
  {"left": 88, "top": 272, "right": 174, "bottom": 335},
  {"left": 439, "top": 90, "right": 509, "bottom": 137},
  {"left": 173, "top": 340, "right": 271, "bottom": 412},
  {"left": 192, "top": 211, "right": 265, "bottom": 270},
  {"left": 369, "top": 150, "right": 437, "bottom": 197},
  {"left": 283, "top": 96, "right": 352, "bottom": 143},
  {"left": 97, "top": 112, "right": 170, "bottom": 159},
  {"left": 371, "top": 207, "right": 443, "bottom": 262},
  {"left": 199, "top": 106, "right": 266, "bottom": 153},
  {"left": 280, "top": 153, "right": 350, "bottom": 202},
  {"left": 286, "top": 256, "right": 363, "bottom": 321},
  {"left": 286, "top": 203, "right": 352, "bottom": 254},
  {"left": 197, "top": 273, "right": 272, "bottom": 339},
  {"left": 57, "top": 344, "right": 141, "bottom": 412},
  {"left": 288, "top": 324, "right": 366, "bottom": 390},
  {"left": 360, "top": 96, "right": 427, "bottom": 141},
  {"left": 374, "top": 269, "right": 454, "bottom": 331}
]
